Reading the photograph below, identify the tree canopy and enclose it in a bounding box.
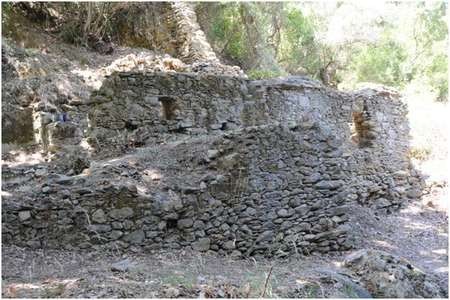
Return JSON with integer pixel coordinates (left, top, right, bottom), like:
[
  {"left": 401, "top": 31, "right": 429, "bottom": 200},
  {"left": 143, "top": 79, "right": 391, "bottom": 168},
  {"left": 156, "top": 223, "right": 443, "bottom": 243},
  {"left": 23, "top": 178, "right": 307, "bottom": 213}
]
[{"left": 196, "top": 1, "right": 448, "bottom": 101}]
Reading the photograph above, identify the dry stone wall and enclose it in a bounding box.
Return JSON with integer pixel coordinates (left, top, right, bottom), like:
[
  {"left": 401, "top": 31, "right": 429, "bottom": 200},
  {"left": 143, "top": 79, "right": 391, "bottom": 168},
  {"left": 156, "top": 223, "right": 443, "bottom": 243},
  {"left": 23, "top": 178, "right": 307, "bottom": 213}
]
[
  {"left": 87, "top": 72, "right": 418, "bottom": 211},
  {"left": 2, "top": 70, "right": 419, "bottom": 256},
  {"left": 3, "top": 124, "right": 351, "bottom": 256},
  {"left": 87, "top": 72, "right": 250, "bottom": 153},
  {"left": 250, "top": 78, "right": 421, "bottom": 210}
]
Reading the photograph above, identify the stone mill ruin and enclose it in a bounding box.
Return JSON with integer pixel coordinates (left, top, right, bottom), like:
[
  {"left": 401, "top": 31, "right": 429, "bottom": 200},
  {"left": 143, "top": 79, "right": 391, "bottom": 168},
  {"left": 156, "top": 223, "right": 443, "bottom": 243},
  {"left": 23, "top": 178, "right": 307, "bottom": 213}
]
[{"left": 2, "top": 3, "right": 422, "bottom": 258}]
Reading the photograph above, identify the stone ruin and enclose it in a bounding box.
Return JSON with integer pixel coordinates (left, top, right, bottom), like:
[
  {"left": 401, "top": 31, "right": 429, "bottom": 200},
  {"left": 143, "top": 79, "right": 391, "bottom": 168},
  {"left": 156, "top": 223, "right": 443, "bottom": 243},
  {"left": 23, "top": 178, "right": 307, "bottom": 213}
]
[
  {"left": 1, "top": 2, "right": 422, "bottom": 257},
  {"left": 2, "top": 70, "right": 422, "bottom": 257}
]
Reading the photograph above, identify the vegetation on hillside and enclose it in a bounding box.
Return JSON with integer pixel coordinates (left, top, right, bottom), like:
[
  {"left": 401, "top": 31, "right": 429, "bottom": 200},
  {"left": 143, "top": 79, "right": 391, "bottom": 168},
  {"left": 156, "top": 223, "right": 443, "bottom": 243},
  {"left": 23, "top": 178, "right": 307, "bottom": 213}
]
[{"left": 196, "top": 2, "right": 448, "bottom": 101}]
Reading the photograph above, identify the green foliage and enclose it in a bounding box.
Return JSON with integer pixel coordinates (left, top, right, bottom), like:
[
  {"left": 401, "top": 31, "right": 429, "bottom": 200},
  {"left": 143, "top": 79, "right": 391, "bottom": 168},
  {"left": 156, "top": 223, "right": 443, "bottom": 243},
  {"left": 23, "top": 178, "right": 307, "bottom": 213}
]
[
  {"left": 427, "top": 54, "right": 448, "bottom": 101},
  {"left": 4, "top": 2, "right": 447, "bottom": 101},
  {"left": 416, "top": 2, "right": 448, "bottom": 44},
  {"left": 283, "top": 8, "right": 315, "bottom": 51},
  {"left": 197, "top": 2, "right": 447, "bottom": 101},
  {"left": 351, "top": 35, "right": 408, "bottom": 87},
  {"left": 278, "top": 7, "right": 322, "bottom": 77},
  {"left": 247, "top": 68, "right": 287, "bottom": 80},
  {"left": 412, "top": 2, "right": 448, "bottom": 101},
  {"left": 199, "top": 3, "right": 249, "bottom": 65}
]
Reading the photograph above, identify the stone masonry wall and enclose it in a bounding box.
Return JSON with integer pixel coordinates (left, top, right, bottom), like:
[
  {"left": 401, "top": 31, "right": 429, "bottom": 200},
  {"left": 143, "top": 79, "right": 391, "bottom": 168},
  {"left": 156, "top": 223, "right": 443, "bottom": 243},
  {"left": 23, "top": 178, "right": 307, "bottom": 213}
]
[
  {"left": 86, "top": 72, "right": 251, "bottom": 153},
  {"left": 87, "top": 72, "right": 418, "bottom": 210},
  {"left": 251, "top": 78, "right": 421, "bottom": 211},
  {"left": 3, "top": 124, "right": 351, "bottom": 256},
  {"left": 2, "top": 71, "right": 417, "bottom": 255}
]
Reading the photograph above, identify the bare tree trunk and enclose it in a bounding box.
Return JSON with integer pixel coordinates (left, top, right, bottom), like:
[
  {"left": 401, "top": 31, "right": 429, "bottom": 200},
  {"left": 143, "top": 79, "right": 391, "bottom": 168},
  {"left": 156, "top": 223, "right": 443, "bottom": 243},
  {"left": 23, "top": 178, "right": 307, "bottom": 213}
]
[{"left": 83, "top": 2, "right": 93, "bottom": 43}]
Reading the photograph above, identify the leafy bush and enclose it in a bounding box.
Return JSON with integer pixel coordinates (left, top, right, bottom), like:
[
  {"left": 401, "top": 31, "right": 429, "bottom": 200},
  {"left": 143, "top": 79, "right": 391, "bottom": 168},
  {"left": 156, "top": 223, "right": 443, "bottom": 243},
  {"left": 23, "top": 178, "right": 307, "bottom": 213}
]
[{"left": 351, "top": 36, "right": 408, "bottom": 87}]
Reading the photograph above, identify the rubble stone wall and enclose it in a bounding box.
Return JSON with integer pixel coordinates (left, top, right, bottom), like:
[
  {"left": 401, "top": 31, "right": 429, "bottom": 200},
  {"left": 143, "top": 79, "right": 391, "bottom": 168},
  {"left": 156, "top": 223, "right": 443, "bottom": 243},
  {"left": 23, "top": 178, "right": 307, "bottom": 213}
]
[
  {"left": 251, "top": 78, "right": 420, "bottom": 209},
  {"left": 88, "top": 72, "right": 418, "bottom": 210},
  {"left": 3, "top": 124, "right": 351, "bottom": 256},
  {"left": 2, "top": 71, "right": 418, "bottom": 256}
]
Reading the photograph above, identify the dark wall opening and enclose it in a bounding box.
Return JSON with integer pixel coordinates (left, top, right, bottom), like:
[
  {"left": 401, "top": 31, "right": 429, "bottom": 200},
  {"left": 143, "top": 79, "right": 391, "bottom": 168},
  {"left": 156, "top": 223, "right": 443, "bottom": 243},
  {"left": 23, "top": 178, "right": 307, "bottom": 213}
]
[
  {"left": 159, "top": 96, "right": 178, "bottom": 121},
  {"left": 351, "top": 110, "right": 375, "bottom": 148}
]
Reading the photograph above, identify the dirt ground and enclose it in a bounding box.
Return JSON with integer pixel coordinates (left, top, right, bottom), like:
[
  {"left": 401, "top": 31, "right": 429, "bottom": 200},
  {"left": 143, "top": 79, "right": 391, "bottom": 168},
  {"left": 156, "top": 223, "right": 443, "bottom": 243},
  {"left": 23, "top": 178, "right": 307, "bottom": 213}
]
[{"left": 1, "top": 245, "right": 354, "bottom": 298}]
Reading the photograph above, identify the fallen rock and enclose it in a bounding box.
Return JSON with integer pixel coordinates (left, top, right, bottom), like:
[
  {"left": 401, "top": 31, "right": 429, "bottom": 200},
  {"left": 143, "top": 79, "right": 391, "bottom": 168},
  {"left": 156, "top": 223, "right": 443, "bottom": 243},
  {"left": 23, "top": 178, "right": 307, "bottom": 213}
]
[
  {"left": 177, "top": 218, "right": 194, "bottom": 228},
  {"left": 123, "top": 229, "right": 145, "bottom": 244},
  {"left": 192, "top": 238, "right": 210, "bottom": 252},
  {"left": 344, "top": 249, "right": 443, "bottom": 298},
  {"left": 111, "top": 258, "right": 132, "bottom": 272},
  {"left": 316, "top": 180, "right": 342, "bottom": 190}
]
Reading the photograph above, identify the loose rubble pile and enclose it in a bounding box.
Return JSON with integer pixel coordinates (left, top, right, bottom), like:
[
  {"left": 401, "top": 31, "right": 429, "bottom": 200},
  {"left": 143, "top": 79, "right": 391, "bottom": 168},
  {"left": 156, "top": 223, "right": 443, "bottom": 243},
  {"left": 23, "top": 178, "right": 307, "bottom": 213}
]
[{"left": 344, "top": 249, "right": 443, "bottom": 298}]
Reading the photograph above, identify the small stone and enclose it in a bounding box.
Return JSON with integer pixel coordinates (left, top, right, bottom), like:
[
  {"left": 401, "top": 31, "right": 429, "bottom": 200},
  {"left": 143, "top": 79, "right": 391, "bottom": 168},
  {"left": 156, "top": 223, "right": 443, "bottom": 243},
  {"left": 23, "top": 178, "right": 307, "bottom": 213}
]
[
  {"left": 199, "top": 182, "right": 207, "bottom": 190},
  {"left": 109, "top": 230, "right": 124, "bottom": 240},
  {"left": 146, "top": 231, "right": 159, "bottom": 239},
  {"left": 163, "top": 212, "right": 179, "bottom": 220},
  {"left": 92, "top": 209, "right": 107, "bottom": 223},
  {"left": 111, "top": 258, "right": 132, "bottom": 272},
  {"left": 294, "top": 204, "right": 310, "bottom": 216},
  {"left": 315, "top": 180, "right": 342, "bottom": 190},
  {"left": 220, "top": 223, "right": 230, "bottom": 231},
  {"left": 126, "top": 184, "right": 138, "bottom": 194},
  {"left": 123, "top": 220, "right": 134, "bottom": 230},
  {"left": 245, "top": 207, "right": 257, "bottom": 216},
  {"left": 109, "top": 207, "right": 134, "bottom": 220},
  {"left": 78, "top": 242, "right": 92, "bottom": 249},
  {"left": 88, "top": 224, "right": 112, "bottom": 233},
  {"left": 304, "top": 173, "right": 321, "bottom": 183},
  {"left": 42, "top": 186, "right": 51, "bottom": 193},
  {"left": 374, "top": 198, "right": 391, "bottom": 208},
  {"left": 297, "top": 222, "right": 311, "bottom": 231},
  {"left": 223, "top": 240, "right": 236, "bottom": 250},
  {"left": 207, "top": 149, "right": 219, "bottom": 160},
  {"left": 277, "top": 208, "right": 288, "bottom": 217},
  {"left": 192, "top": 238, "right": 210, "bottom": 252},
  {"left": 18, "top": 210, "right": 31, "bottom": 222},
  {"left": 304, "top": 234, "right": 316, "bottom": 241},
  {"left": 193, "top": 220, "right": 205, "bottom": 230},
  {"left": 256, "top": 230, "right": 274, "bottom": 242},
  {"left": 331, "top": 216, "right": 342, "bottom": 223},
  {"left": 158, "top": 221, "right": 167, "bottom": 230},
  {"left": 112, "top": 222, "right": 123, "bottom": 229},
  {"left": 277, "top": 208, "right": 294, "bottom": 218},
  {"left": 26, "top": 240, "right": 41, "bottom": 249},
  {"left": 177, "top": 218, "right": 194, "bottom": 228},
  {"left": 164, "top": 287, "right": 180, "bottom": 298},
  {"left": 35, "top": 168, "right": 48, "bottom": 177},
  {"left": 123, "top": 229, "right": 145, "bottom": 244}
]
